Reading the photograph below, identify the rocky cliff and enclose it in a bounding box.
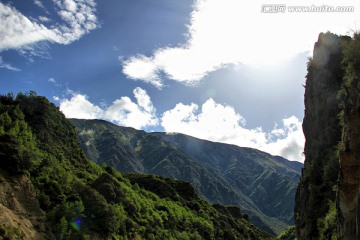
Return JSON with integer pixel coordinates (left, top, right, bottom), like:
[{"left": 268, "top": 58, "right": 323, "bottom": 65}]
[
  {"left": 337, "top": 32, "right": 360, "bottom": 240},
  {"left": 295, "top": 32, "right": 344, "bottom": 239},
  {"left": 295, "top": 32, "right": 360, "bottom": 240}
]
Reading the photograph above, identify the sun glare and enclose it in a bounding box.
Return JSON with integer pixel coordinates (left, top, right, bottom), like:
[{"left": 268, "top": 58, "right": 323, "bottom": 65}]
[{"left": 205, "top": 0, "right": 360, "bottom": 67}]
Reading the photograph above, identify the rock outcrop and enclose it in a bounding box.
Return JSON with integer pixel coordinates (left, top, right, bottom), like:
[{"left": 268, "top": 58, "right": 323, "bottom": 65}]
[
  {"left": 295, "top": 32, "right": 344, "bottom": 239},
  {"left": 0, "top": 170, "right": 51, "bottom": 239}
]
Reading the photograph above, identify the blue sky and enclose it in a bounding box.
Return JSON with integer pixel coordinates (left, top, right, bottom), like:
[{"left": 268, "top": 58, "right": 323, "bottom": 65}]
[{"left": 1, "top": 0, "right": 359, "bottom": 162}]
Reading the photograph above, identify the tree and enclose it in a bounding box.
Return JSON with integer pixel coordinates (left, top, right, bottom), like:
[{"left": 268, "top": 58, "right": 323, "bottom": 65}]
[{"left": 0, "top": 133, "right": 32, "bottom": 174}]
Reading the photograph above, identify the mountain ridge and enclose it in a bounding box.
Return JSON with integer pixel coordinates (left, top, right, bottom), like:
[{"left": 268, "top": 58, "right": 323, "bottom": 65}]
[
  {"left": 152, "top": 131, "right": 302, "bottom": 177},
  {"left": 70, "top": 118, "right": 302, "bottom": 234}
]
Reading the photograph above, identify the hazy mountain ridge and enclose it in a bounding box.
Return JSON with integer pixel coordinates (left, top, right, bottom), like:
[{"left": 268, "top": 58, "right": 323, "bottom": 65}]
[
  {"left": 152, "top": 132, "right": 302, "bottom": 223},
  {"left": 70, "top": 118, "right": 302, "bottom": 234}
]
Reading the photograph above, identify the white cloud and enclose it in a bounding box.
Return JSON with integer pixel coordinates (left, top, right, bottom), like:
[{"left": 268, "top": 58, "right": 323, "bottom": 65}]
[
  {"left": 133, "top": 87, "right": 154, "bottom": 113},
  {"left": 48, "top": 77, "right": 62, "bottom": 87},
  {"left": 102, "top": 92, "right": 158, "bottom": 129},
  {"left": 53, "top": 96, "right": 60, "bottom": 101},
  {"left": 0, "top": 56, "right": 20, "bottom": 71},
  {"left": 59, "top": 87, "right": 158, "bottom": 129},
  {"left": 16, "top": 42, "right": 51, "bottom": 61},
  {"left": 0, "top": 3, "right": 58, "bottom": 50},
  {"left": 122, "top": 0, "right": 360, "bottom": 87},
  {"left": 60, "top": 93, "right": 103, "bottom": 119},
  {"left": 34, "top": 0, "right": 46, "bottom": 10},
  {"left": 161, "top": 99, "right": 305, "bottom": 162},
  {"left": 122, "top": 55, "right": 163, "bottom": 88},
  {"left": 262, "top": 116, "right": 305, "bottom": 161},
  {"left": 0, "top": 0, "right": 98, "bottom": 51},
  {"left": 38, "top": 16, "right": 51, "bottom": 22},
  {"left": 60, "top": 89, "right": 304, "bottom": 161}
]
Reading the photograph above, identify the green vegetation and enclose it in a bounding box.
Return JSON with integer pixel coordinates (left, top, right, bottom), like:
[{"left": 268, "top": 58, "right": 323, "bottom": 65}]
[
  {"left": 0, "top": 92, "right": 272, "bottom": 239},
  {"left": 276, "top": 226, "right": 297, "bottom": 240},
  {"left": 0, "top": 224, "right": 25, "bottom": 240},
  {"left": 70, "top": 118, "right": 302, "bottom": 235},
  {"left": 317, "top": 201, "right": 337, "bottom": 240},
  {"left": 338, "top": 32, "right": 360, "bottom": 136}
]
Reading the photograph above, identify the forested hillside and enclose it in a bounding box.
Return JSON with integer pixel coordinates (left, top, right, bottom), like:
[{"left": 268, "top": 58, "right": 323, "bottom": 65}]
[{"left": 0, "top": 93, "right": 272, "bottom": 239}]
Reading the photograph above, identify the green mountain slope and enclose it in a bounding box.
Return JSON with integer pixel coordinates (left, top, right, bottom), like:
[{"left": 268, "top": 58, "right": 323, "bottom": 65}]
[
  {"left": 70, "top": 118, "right": 302, "bottom": 234},
  {"left": 0, "top": 93, "right": 272, "bottom": 239}
]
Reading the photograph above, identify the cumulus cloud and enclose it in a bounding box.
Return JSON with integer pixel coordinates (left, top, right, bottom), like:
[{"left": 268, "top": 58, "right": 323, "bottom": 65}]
[
  {"left": 59, "top": 93, "right": 103, "bottom": 119},
  {"left": 59, "top": 87, "right": 158, "bottom": 129},
  {"left": 263, "top": 116, "right": 305, "bottom": 161},
  {"left": 122, "top": 55, "right": 163, "bottom": 88},
  {"left": 102, "top": 91, "right": 158, "bottom": 128},
  {"left": 60, "top": 89, "right": 304, "bottom": 161},
  {"left": 0, "top": 56, "right": 20, "bottom": 71},
  {"left": 161, "top": 99, "right": 304, "bottom": 162},
  {"left": 0, "top": 0, "right": 98, "bottom": 51},
  {"left": 122, "top": 0, "right": 360, "bottom": 87},
  {"left": 52, "top": 0, "right": 98, "bottom": 44}
]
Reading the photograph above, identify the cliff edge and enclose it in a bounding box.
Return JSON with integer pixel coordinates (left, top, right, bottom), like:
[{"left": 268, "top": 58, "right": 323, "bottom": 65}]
[{"left": 295, "top": 32, "right": 360, "bottom": 240}]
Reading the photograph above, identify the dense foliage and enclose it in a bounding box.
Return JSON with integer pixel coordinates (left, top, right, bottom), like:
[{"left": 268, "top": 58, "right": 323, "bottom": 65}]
[
  {"left": 0, "top": 93, "right": 272, "bottom": 239},
  {"left": 338, "top": 32, "right": 360, "bottom": 133},
  {"left": 276, "top": 226, "right": 297, "bottom": 240},
  {"left": 0, "top": 224, "right": 25, "bottom": 240}
]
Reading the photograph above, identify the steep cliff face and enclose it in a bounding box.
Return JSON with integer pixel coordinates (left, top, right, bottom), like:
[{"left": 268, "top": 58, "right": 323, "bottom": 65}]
[
  {"left": 295, "top": 31, "right": 360, "bottom": 240},
  {"left": 337, "top": 33, "right": 360, "bottom": 240},
  {"left": 295, "top": 32, "right": 344, "bottom": 239}
]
